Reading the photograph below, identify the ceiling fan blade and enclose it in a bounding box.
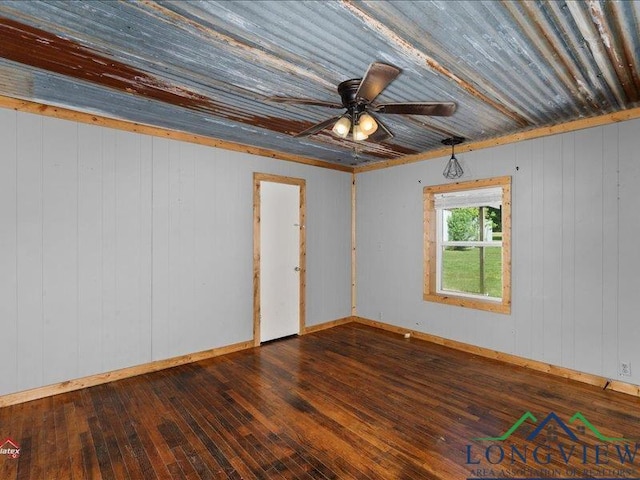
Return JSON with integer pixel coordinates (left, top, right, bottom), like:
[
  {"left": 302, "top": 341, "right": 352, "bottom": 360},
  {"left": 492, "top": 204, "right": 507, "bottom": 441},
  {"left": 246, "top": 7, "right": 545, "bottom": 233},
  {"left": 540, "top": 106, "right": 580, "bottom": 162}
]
[
  {"left": 368, "top": 114, "right": 394, "bottom": 142},
  {"left": 355, "top": 62, "right": 401, "bottom": 103},
  {"left": 375, "top": 102, "right": 457, "bottom": 116},
  {"left": 294, "top": 116, "right": 343, "bottom": 137},
  {"left": 266, "top": 96, "right": 343, "bottom": 109}
]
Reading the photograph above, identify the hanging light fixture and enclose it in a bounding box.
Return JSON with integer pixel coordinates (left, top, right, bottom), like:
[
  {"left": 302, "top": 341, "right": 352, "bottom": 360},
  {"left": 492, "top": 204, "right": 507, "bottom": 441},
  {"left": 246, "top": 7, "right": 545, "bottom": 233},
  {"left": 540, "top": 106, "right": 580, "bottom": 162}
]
[
  {"left": 331, "top": 111, "right": 378, "bottom": 141},
  {"left": 358, "top": 112, "right": 378, "bottom": 136},
  {"left": 352, "top": 124, "right": 368, "bottom": 141},
  {"left": 442, "top": 136, "right": 465, "bottom": 179},
  {"left": 332, "top": 115, "right": 351, "bottom": 138}
]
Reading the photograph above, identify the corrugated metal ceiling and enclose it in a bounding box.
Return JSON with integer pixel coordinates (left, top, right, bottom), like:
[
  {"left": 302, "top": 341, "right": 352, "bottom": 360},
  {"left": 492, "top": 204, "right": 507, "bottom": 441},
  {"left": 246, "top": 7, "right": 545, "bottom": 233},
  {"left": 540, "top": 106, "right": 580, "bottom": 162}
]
[{"left": 0, "top": 0, "right": 638, "bottom": 167}]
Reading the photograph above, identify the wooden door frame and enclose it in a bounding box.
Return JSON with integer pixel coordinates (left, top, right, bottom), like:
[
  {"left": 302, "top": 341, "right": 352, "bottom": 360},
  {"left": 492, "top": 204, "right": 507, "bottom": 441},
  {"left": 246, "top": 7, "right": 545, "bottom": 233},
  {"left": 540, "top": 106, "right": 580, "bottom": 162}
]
[{"left": 253, "top": 173, "right": 306, "bottom": 347}]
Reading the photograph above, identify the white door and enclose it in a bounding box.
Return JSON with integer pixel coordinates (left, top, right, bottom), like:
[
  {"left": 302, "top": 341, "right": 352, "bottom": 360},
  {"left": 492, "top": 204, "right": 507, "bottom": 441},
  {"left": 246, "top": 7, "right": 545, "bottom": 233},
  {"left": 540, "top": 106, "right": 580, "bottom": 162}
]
[{"left": 259, "top": 181, "right": 301, "bottom": 342}]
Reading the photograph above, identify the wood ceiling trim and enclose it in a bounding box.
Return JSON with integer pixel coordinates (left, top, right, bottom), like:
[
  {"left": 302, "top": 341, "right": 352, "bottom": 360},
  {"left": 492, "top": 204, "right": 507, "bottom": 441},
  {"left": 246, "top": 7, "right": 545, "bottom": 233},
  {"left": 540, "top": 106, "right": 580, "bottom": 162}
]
[
  {"left": 354, "top": 105, "right": 640, "bottom": 173},
  {"left": 3, "top": 94, "right": 639, "bottom": 175},
  {"left": 0, "top": 94, "right": 353, "bottom": 173}
]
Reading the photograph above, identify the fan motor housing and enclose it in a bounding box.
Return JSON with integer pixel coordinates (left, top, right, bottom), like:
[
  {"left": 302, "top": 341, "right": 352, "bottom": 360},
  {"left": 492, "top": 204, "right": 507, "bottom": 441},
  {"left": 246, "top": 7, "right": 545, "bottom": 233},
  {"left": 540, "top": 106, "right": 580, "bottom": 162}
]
[{"left": 337, "top": 79, "right": 363, "bottom": 107}]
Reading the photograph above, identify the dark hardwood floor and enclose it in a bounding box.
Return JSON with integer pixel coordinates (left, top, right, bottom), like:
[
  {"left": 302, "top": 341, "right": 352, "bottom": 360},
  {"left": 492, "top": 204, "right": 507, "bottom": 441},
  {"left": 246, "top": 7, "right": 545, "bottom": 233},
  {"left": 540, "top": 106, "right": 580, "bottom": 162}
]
[{"left": 2, "top": 323, "right": 640, "bottom": 479}]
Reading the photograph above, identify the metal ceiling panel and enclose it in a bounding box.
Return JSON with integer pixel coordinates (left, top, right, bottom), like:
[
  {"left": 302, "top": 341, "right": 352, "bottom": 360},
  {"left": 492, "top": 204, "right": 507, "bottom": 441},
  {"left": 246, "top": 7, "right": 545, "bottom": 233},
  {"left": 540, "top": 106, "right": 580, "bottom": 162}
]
[{"left": 0, "top": 0, "right": 638, "bottom": 167}]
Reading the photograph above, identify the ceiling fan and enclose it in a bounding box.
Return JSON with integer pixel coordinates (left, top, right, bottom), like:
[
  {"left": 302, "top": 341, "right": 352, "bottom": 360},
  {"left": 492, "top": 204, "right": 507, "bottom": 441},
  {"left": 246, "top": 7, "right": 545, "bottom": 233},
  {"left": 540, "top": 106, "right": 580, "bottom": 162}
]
[{"left": 267, "top": 62, "right": 456, "bottom": 143}]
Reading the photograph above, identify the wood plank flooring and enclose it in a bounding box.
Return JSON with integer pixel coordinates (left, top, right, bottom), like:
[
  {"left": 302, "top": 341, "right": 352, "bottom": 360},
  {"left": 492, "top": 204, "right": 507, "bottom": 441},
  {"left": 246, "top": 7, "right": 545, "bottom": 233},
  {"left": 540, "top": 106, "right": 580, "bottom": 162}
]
[{"left": 2, "top": 323, "right": 640, "bottom": 479}]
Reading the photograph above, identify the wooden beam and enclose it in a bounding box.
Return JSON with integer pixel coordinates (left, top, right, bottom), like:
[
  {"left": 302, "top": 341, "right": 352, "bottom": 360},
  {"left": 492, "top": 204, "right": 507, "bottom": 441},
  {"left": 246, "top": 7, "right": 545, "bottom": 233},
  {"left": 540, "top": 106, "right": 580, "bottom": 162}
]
[
  {"left": 354, "top": 106, "right": 640, "bottom": 173},
  {"left": 0, "top": 95, "right": 353, "bottom": 173},
  {"left": 253, "top": 175, "right": 262, "bottom": 348}
]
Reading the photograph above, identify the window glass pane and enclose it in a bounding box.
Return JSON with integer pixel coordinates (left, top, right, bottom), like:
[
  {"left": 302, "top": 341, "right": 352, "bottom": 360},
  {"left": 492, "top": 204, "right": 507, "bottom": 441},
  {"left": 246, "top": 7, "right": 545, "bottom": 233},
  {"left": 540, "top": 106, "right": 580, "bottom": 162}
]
[
  {"left": 441, "top": 246, "right": 502, "bottom": 298},
  {"left": 443, "top": 207, "right": 480, "bottom": 242}
]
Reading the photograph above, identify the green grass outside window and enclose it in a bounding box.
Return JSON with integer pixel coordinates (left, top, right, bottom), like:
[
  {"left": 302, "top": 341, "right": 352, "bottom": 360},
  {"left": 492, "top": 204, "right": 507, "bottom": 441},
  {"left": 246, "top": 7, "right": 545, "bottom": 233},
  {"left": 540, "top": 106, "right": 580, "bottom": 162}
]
[{"left": 441, "top": 246, "right": 502, "bottom": 298}]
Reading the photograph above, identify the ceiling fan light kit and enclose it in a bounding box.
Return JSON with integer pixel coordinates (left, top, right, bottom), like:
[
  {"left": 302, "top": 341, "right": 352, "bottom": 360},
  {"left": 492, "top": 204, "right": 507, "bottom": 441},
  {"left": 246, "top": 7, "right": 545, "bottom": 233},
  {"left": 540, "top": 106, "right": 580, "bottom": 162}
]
[
  {"left": 358, "top": 112, "right": 378, "bottom": 135},
  {"left": 352, "top": 124, "right": 369, "bottom": 141},
  {"left": 442, "top": 136, "right": 465, "bottom": 180},
  {"left": 331, "top": 112, "right": 378, "bottom": 141},
  {"left": 332, "top": 115, "right": 351, "bottom": 138},
  {"left": 267, "top": 61, "right": 457, "bottom": 145}
]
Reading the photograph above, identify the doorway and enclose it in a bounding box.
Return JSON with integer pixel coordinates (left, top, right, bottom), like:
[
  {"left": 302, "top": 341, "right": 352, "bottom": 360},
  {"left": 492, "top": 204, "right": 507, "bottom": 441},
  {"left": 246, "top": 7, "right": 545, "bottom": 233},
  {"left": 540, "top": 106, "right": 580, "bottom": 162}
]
[{"left": 253, "top": 173, "right": 306, "bottom": 345}]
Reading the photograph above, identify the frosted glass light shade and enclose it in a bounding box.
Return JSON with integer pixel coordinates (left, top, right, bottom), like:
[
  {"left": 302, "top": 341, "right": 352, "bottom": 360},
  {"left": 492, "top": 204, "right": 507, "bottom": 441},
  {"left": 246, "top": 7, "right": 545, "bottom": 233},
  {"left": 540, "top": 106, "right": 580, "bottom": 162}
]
[
  {"left": 332, "top": 116, "right": 351, "bottom": 138},
  {"left": 358, "top": 113, "right": 378, "bottom": 135},
  {"left": 352, "top": 125, "right": 368, "bottom": 141}
]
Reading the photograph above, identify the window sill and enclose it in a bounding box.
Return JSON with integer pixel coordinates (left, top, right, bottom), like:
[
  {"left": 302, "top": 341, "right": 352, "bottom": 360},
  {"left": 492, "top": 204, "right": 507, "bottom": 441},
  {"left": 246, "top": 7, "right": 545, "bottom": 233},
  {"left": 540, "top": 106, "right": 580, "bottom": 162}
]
[{"left": 423, "top": 293, "right": 511, "bottom": 314}]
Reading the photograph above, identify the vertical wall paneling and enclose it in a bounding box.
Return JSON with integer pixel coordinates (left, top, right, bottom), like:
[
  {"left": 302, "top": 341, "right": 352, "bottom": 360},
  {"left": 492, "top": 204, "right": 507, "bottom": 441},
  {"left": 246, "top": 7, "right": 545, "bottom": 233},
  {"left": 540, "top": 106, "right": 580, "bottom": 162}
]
[
  {"left": 114, "top": 131, "right": 140, "bottom": 368},
  {"left": 139, "top": 136, "right": 154, "bottom": 362},
  {"left": 166, "top": 140, "right": 179, "bottom": 355},
  {"left": 175, "top": 142, "right": 197, "bottom": 354},
  {"left": 167, "top": 140, "right": 190, "bottom": 356},
  {"left": 617, "top": 121, "right": 640, "bottom": 380},
  {"left": 16, "top": 113, "right": 44, "bottom": 391},
  {"left": 356, "top": 170, "right": 388, "bottom": 325},
  {"left": 541, "top": 135, "right": 563, "bottom": 365},
  {"left": 530, "top": 139, "right": 545, "bottom": 360},
  {"left": 194, "top": 145, "right": 218, "bottom": 351},
  {"left": 0, "top": 110, "right": 18, "bottom": 394},
  {"left": 305, "top": 171, "right": 352, "bottom": 325},
  {"left": 42, "top": 118, "right": 79, "bottom": 385},
  {"left": 356, "top": 118, "right": 640, "bottom": 385},
  {"left": 601, "top": 124, "right": 620, "bottom": 378},
  {"left": 572, "top": 128, "right": 604, "bottom": 375},
  {"left": 196, "top": 145, "right": 243, "bottom": 347},
  {"left": 113, "top": 132, "right": 152, "bottom": 370},
  {"left": 100, "top": 128, "right": 117, "bottom": 373},
  {"left": 151, "top": 138, "right": 170, "bottom": 360},
  {"left": 157, "top": 143, "right": 260, "bottom": 359},
  {"left": 560, "top": 134, "right": 576, "bottom": 369},
  {"left": 77, "top": 123, "right": 104, "bottom": 377},
  {"left": 513, "top": 141, "right": 533, "bottom": 359},
  {"left": 351, "top": 173, "right": 357, "bottom": 315},
  {"left": 0, "top": 108, "right": 351, "bottom": 397}
]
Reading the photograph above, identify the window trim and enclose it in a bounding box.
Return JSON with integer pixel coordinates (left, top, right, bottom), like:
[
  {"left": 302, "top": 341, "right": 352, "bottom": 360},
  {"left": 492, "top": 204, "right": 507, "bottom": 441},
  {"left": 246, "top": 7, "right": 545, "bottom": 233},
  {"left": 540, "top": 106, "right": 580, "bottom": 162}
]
[{"left": 424, "top": 176, "right": 511, "bottom": 314}]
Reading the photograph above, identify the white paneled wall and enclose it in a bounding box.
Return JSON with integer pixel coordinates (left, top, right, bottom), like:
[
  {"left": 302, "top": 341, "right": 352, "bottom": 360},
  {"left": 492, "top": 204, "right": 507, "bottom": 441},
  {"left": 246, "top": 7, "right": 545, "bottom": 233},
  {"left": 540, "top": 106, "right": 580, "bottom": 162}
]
[
  {"left": 4, "top": 104, "right": 636, "bottom": 396},
  {"left": 357, "top": 118, "right": 640, "bottom": 385},
  {"left": 0, "top": 109, "right": 351, "bottom": 396},
  {"left": 0, "top": 105, "right": 18, "bottom": 394}
]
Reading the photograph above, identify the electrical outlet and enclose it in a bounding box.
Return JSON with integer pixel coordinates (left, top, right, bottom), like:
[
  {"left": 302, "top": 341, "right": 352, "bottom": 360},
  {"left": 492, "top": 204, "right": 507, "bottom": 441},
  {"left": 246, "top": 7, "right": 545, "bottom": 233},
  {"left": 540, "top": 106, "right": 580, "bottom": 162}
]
[{"left": 620, "top": 361, "right": 632, "bottom": 377}]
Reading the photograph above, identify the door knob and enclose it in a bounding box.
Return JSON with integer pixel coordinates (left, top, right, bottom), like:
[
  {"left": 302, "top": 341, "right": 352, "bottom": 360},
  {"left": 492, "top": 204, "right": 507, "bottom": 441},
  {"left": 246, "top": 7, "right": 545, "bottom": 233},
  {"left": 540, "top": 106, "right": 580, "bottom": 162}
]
[{"left": 294, "top": 267, "right": 301, "bottom": 272}]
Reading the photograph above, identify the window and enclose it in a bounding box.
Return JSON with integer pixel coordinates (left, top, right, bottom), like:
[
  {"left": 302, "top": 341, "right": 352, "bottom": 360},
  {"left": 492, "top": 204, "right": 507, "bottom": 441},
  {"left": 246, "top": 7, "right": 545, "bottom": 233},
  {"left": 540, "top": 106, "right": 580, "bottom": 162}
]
[{"left": 424, "top": 176, "right": 511, "bottom": 314}]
